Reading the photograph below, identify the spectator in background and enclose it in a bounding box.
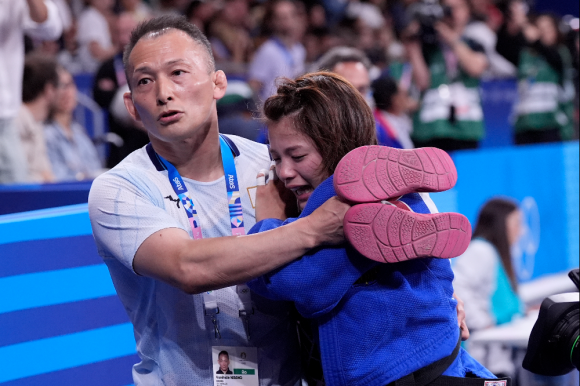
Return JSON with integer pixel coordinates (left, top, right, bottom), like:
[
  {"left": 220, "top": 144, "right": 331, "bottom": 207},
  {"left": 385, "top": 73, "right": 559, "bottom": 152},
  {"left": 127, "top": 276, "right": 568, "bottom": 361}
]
[
  {"left": 217, "top": 80, "right": 264, "bottom": 142},
  {"left": 314, "top": 46, "right": 374, "bottom": 103},
  {"left": 452, "top": 198, "right": 524, "bottom": 378},
  {"left": 76, "top": 0, "right": 116, "bottom": 73},
  {"left": 16, "top": 54, "right": 58, "bottom": 183},
  {"left": 463, "top": 0, "right": 517, "bottom": 78},
  {"left": 405, "top": 0, "right": 488, "bottom": 152},
  {"left": 248, "top": 0, "right": 306, "bottom": 101},
  {"left": 57, "top": 19, "right": 85, "bottom": 75},
  {"left": 496, "top": 2, "right": 575, "bottom": 144},
  {"left": 154, "top": 0, "right": 191, "bottom": 16},
  {"left": 119, "top": 0, "right": 153, "bottom": 23},
  {"left": 372, "top": 75, "right": 415, "bottom": 149},
  {"left": 314, "top": 46, "right": 411, "bottom": 148},
  {"left": 45, "top": 66, "right": 103, "bottom": 182},
  {"left": 185, "top": 0, "right": 219, "bottom": 35},
  {"left": 207, "top": 0, "right": 253, "bottom": 65},
  {"left": 0, "top": 0, "right": 62, "bottom": 184},
  {"left": 93, "top": 12, "right": 149, "bottom": 168}
]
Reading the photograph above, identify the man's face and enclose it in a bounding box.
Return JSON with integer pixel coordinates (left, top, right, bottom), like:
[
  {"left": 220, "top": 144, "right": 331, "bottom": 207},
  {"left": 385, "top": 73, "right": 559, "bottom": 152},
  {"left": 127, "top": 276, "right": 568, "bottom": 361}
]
[
  {"left": 332, "top": 61, "right": 371, "bottom": 101},
  {"left": 124, "top": 29, "right": 226, "bottom": 143},
  {"left": 218, "top": 354, "right": 230, "bottom": 372},
  {"left": 273, "top": 1, "right": 300, "bottom": 37},
  {"left": 443, "top": 0, "right": 470, "bottom": 30}
]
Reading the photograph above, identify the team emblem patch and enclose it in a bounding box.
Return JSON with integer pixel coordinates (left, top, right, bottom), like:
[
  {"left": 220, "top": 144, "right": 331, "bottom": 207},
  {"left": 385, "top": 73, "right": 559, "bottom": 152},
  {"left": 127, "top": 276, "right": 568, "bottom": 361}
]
[{"left": 484, "top": 381, "right": 507, "bottom": 386}]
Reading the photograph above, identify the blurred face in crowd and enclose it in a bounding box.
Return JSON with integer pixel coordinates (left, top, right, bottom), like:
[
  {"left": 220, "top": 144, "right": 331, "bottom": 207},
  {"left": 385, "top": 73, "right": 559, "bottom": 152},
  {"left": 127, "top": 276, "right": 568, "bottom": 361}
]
[
  {"left": 391, "top": 87, "right": 409, "bottom": 115},
  {"left": 221, "top": 0, "right": 249, "bottom": 26},
  {"left": 53, "top": 69, "right": 78, "bottom": 115},
  {"left": 332, "top": 61, "right": 371, "bottom": 101},
  {"left": 443, "top": 0, "right": 470, "bottom": 31},
  {"left": 506, "top": 209, "right": 522, "bottom": 247},
  {"left": 124, "top": 29, "right": 226, "bottom": 143},
  {"left": 272, "top": 1, "right": 300, "bottom": 38},
  {"left": 116, "top": 13, "right": 138, "bottom": 50},
  {"left": 536, "top": 15, "right": 558, "bottom": 47},
  {"left": 268, "top": 116, "right": 326, "bottom": 210}
]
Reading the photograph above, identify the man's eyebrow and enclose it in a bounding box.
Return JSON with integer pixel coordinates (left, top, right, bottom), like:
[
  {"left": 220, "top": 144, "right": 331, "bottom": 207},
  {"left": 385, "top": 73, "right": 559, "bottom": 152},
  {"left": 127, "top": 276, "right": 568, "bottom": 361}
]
[
  {"left": 134, "top": 65, "right": 152, "bottom": 74},
  {"left": 166, "top": 59, "right": 188, "bottom": 66},
  {"left": 134, "top": 59, "right": 189, "bottom": 74}
]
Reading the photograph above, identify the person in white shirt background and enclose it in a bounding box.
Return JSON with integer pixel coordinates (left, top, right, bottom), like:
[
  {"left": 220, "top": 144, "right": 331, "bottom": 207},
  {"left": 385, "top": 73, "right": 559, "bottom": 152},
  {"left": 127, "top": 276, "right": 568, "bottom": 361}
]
[{"left": 0, "top": 0, "right": 62, "bottom": 184}]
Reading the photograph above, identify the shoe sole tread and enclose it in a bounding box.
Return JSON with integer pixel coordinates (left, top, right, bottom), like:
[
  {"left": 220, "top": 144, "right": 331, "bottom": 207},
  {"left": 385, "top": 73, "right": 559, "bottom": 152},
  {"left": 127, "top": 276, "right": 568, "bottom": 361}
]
[
  {"left": 345, "top": 204, "right": 471, "bottom": 263},
  {"left": 334, "top": 146, "right": 457, "bottom": 203}
]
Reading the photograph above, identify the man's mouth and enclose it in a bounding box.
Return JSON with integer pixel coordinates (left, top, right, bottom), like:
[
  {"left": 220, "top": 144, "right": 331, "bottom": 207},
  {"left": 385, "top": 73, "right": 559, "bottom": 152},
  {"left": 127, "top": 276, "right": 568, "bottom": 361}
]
[{"left": 158, "top": 110, "right": 182, "bottom": 124}]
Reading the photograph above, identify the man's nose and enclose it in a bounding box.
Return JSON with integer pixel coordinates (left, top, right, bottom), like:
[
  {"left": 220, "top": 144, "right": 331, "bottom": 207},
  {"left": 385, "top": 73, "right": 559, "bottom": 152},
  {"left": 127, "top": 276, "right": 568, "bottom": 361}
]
[{"left": 156, "top": 76, "right": 174, "bottom": 105}]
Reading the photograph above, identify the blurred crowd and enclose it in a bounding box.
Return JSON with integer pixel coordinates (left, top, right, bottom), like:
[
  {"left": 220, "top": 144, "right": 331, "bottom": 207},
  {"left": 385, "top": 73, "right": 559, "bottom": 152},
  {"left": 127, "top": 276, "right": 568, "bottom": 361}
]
[{"left": 0, "top": 0, "right": 578, "bottom": 184}]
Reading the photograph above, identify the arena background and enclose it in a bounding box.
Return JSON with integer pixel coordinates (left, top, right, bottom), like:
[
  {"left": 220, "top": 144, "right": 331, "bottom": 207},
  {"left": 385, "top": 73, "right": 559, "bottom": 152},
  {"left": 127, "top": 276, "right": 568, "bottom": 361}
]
[{"left": 1, "top": 0, "right": 579, "bottom": 384}]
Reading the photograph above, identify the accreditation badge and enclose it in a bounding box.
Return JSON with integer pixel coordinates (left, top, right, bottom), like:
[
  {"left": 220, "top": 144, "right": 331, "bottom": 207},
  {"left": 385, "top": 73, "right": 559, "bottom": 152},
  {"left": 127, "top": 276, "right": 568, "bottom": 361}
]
[{"left": 212, "top": 346, "right": 259, "bottom": 386}]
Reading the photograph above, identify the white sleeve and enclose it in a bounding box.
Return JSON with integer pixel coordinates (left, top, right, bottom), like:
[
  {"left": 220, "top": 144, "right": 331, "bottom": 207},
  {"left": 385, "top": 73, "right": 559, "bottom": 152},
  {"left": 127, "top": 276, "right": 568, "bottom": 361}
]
[
  {"left": 452, "top": 240, "right": 498, "bottom": 331},
  {"left": 23, "top": 0, "right": 63, "bottom": 40},
  {"left": 76, "top": 9, "right": 110, "bottom": 46},
  {"left": 419, "top": 192, "right": 438, "bottom": 214},
  {"left": 88, "top": 170, "right": 188, "bottom": 273},
  {"left": 247, "top": 44, "right": 274, "bottom": 85}
]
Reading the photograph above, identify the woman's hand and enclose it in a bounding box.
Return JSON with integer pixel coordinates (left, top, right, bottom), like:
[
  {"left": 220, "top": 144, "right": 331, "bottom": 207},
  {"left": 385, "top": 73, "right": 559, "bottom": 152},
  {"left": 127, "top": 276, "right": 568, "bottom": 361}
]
[
  {"left": 255, "top": 163, "right": 299, "bottom": 222},
  {"left": 453, "top": 292, "right": 470, "bottom": 341}
]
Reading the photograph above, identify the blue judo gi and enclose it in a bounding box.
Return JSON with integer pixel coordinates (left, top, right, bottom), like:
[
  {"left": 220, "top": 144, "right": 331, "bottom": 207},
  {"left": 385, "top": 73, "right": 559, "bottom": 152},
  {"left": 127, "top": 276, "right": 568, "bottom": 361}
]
[{"left": 248, "top": 176, "right": 495, "bottom": 386}]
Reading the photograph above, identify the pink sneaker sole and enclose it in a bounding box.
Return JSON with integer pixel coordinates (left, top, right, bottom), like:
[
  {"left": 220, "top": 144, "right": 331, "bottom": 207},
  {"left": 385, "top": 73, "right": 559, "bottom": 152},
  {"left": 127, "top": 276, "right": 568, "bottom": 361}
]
[
  {"left": 344, "top": 204, "right": 472, "bottom": 263},
  {"left": 334, "top": 146, "right": 457, "bottom": 203}
]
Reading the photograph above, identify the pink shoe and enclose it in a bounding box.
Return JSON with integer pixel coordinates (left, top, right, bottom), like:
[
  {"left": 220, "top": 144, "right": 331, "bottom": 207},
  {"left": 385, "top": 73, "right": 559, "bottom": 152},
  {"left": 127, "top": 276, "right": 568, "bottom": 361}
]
[
  {"left": 334, "top": 146, "right": 457, "bottom": 203},
  {"left": 344, "top": 203, "right": 472, "bottom": 263}
]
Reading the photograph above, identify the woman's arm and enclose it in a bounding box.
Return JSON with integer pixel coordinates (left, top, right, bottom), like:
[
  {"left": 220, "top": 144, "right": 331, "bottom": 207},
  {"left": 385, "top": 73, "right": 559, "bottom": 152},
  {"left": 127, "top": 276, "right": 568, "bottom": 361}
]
[{"left": 248, "top": 175, "right": 374, "bottom": 317}]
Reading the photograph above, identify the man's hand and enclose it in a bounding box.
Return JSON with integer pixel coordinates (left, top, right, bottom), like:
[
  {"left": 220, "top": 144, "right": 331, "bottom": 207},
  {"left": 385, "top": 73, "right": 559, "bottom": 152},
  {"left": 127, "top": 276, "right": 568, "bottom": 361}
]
[
  {"left": 453, "top": 292, "right": 470, "bottom": 341},
  {"left": 303, "top": 197, "right": 350, "bottom": 247},
  {"left": 255, "top": 164, "right": 298, "bottom": 222},
  {"left": 401, "top": 20, "right": 421, "bottom": 43},
  {"left": 435, "top": 21, "right": 461, "bottom": 47},
  {"left": 435, "top": 21, "right": 488, "bottom": 77}
]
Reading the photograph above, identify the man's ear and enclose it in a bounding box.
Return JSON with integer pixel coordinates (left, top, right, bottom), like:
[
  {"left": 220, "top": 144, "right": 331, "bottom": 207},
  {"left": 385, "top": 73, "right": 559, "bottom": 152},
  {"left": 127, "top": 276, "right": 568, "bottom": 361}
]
[
  {"left": 123, "top": 92, "right": 141, "bottom": 122},
  {"left": 213, "top": 70, "right": 227, "bottom": 100}
]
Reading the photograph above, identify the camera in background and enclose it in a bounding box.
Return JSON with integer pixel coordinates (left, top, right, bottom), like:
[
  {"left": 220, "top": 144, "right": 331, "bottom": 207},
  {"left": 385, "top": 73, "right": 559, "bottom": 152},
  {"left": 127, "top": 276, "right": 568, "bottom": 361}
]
[
  {"left": 523, "top": 269, "right": 579, "bottom": 376},
  {"left": 406, "top": 0, "right": 452, "bottom": 45}
]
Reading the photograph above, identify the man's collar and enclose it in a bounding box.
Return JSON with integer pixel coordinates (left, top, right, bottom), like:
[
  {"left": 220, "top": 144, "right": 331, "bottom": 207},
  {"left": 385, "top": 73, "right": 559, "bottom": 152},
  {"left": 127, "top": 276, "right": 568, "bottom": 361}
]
[{"left": 146, "top": 134, "right": 240, "bottom": 172}]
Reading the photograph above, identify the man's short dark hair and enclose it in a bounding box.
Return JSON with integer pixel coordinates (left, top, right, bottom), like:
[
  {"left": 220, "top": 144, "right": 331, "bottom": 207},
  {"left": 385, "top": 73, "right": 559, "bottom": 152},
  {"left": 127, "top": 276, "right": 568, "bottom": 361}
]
[
  {"left": 123, "top": 15, "right": 215, "bottom": 80},
  {"left": 372, "top": 76, "right": 399, "bottom": 111},
  {"left": 22, "top": 54, "right": 58, "bottom": 103},
  {"left": 218, "top": 350, "right": 229, "bottom": 358},
  {"left": 312, "top": 46, "right": 372, "bottom": 72}
]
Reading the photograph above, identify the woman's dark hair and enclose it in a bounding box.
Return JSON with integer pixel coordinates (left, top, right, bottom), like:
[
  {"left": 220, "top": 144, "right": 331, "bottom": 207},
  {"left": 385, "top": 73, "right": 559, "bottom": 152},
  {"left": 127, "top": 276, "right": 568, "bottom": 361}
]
[
  {"left": 263, "top": 71, "right": 377, "bottom": 177},
  {"left": 472, "top": 198, "right": 520, "bottom": 290}
]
